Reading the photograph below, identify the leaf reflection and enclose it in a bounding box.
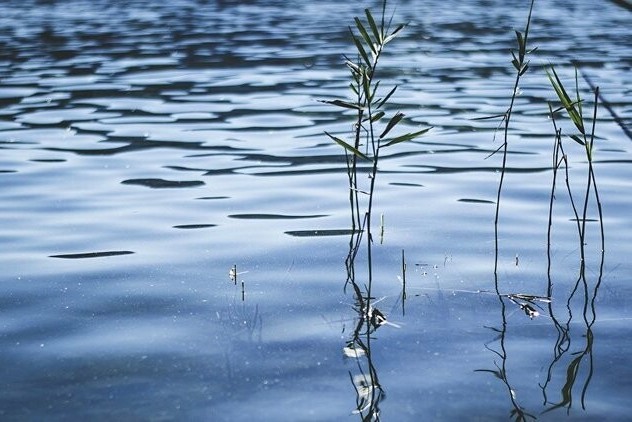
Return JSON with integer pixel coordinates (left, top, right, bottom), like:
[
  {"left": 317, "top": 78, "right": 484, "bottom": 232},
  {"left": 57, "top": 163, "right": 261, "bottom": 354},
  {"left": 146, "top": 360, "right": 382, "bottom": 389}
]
[{"left": 343, "top": 226, "right": 386, "bottom": 421}]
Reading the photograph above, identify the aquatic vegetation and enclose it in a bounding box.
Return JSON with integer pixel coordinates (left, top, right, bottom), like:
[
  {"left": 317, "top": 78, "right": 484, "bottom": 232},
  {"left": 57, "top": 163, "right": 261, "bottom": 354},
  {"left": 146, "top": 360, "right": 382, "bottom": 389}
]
[
  {"left": 473, "top": 0, "right": 606, "bottom": 418},
  {"left": 541, "top": 67, "right": 605, "bottom": 414},
  {"left": 323, "top": 1, "right": 429, "bottom": 418},
  {"left": 481, "top": 0, "right": 537, "bottom": 281},
  {"left": 325, "top": 0, "right": 610, "bottom": 419},
  {"left": 322, "top": 0, "right": 430, "bottom": 237}
]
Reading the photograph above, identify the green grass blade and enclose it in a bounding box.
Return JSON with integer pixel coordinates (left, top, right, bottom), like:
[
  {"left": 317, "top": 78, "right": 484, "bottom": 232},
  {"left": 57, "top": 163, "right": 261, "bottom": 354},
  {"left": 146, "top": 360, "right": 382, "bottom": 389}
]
[
  {"left": 350, "top": 33, "right": 371, "bottom": 67},
  {"left": 380, "top": 112, "right": 405, "bottom": 139},
  {"left": 382, "top": 127, "right": 432, "bottom": 148},
  {"left": 547, "top": 67, "right": 585, "bottom": 134},
  {"left": 472, "top": 113, "right": 506, "bottom": 121},
  {"left": 321, "top": 99, "right": 364, "bottom": 111},
  {"left": 375, "top": 85, "right": 397, "bottom": 109},
  {"left": 354, "top": 17, "right": 376, "bottom": 54},
  {"left": 365, "top": 8, "right": 382, "bottom": 43},
  {"left": 326, "top": 131, "right": 372, "bottom": 161},
  {"left": 368, "top": 110, "right": 385, "bottom": 123},
  {"left": 569, "top": 134, "right": 586, "bottom": 146},
  {"left": 515, "top": 30, "right": 525, "bottom": 61},
  {"left": 383, "top": 24, "right": 406, "bottom": 44}
]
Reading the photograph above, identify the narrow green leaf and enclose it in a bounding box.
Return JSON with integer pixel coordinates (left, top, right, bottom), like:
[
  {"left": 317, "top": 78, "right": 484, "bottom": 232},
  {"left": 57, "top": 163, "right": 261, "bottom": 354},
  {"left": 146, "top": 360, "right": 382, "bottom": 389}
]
[
  {"left": 354, "top": 18, "right": 376, "bottom": 54},
  {"left": 472, "top": 113, "right": 506, "bottom": 121},
  {"left": 382, "top": 127, "right": 432, "bottom": 148},
  {"left": 365, "top": 9, "right": 382, "bottom": 44},
  {"left": 574, "top": 68, "right": 583, "bottom": 119},
  {"left": 518, "top": 62, "right": 529, "bottom": 76},
  {"left": 510, "top": 51, "right": 520, "bottom": 72},
  {"left": 362, "top": 74, "right": 372, "bottom": 103},
  {"left": 350, "top": 33, "right": 371, "bottom": 67},
  {"left": 345, "top": 60, "right": 361, "bottom": 74},
  {"left": 365, "top": 79, "right": 380, "bottom": 104},
  {"left": 380, "top": 112, "right": 405, "bottom": 139},
  {"left": 325, "top": 131, "right": 372, "bottom": 161},
  {"left": 547, "top": 67, "right": 585, "bottom": 134},
  {"left": 321, "top": 99, "right": 364, "bottom": 111},
  {"left": 569, "top": 134, "right": 585, "bottom": 146},
  {"left": 375, "top": 85, "right": 397, "bottom": 109},
  {"left": 370, "top": 110, "right": 385, "bottom": 123},
  {"left": 515, "top": 30, "right": 525, "bottom": 59},
  {"left": 384, "top": 24, "right": 406, "bottom": 44}
]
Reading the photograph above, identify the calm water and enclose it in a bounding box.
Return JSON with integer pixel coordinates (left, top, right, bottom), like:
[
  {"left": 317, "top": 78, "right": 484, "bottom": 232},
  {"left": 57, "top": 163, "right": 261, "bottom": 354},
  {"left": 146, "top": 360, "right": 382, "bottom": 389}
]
[{"left": 1, "top": 0, "right": 631, "bottom": 420}]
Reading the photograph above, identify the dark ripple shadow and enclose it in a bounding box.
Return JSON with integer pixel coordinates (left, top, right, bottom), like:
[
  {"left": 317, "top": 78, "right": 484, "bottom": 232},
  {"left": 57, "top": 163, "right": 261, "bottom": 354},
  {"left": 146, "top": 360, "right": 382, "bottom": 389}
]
[
  {"left": 229, "top": 213, "right": 327, "bottom": 220},
  {"left": 285, "top": 229, "right": 358, "bottom": 237},
  {"left": 173, "top": 224, "right": 217, "bottom": 229},
  {"left": 195, "top": 196, "right": 230, "bottom": 200},
  {"left": 458, "top": 198, "right": 495, "bottom": 204},
  {"left": 121, "top": 178, "right": 204, "bottom": 188},
  {"left": 49, "top": 251, "right": 134, "bottom": 259},
  {"left": 405, "top": 165, "right": 550, "bottom": 174},
  {"left": 389, "top": 182, "right": 424, "bottom": 187}
]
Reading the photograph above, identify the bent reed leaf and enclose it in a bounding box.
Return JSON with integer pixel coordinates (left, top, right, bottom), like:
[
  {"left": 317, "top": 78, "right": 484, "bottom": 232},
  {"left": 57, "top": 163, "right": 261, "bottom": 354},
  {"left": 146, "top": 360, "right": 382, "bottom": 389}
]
[
  {"left": 382, "top": 127, "right": 432, "bottom": 148},
  {"left": 375, "top": 85, "right": 397, "bottom": 109},
  {"left": 325, "top": 131, "right": 372, "bottom": 161},
  {"left": 350, "top": 33, "right": 371, "bottom": 66},
  {"left": 321, "top": 99, "right": 364, "bottom": 111},
  {"left": 365, "top": 8, "right": 382, "bottom": 43},
  {"left": 383, "top": 24, "right": 406, "bottom": 45},
  {"left": 379, "top": 112, "right": 405, "bottom": 139},
  {"left": 354, "top": 17, "right": 376, "bottom": 55}
]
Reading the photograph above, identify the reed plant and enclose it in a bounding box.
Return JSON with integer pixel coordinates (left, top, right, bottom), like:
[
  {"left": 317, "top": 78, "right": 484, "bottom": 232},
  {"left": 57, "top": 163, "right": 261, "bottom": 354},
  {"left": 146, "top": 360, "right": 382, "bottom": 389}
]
[
  {"left": 540, "top": 67, "right": 605, "bottom": 413},
  {"left": 483, "top": 0, "right": 536, "bottom": 282},
  {"left": 323, "top": 2, "right": 430, "bottom": 419},
  {"left": 322, "top": 0, "right": 429, "bottom": 306}
]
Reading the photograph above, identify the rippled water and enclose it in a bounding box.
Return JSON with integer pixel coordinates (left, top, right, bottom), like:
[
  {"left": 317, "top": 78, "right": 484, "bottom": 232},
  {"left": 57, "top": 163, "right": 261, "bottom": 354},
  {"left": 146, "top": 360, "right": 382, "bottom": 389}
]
[{"left": 1, "top": 0, "right": 631, "bottom": 420}]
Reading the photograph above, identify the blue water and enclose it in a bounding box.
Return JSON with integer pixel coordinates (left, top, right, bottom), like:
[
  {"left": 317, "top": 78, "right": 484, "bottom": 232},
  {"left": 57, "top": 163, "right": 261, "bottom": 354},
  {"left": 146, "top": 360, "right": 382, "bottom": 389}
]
[{"left": 1, "top": 0, "right": 631, "bottom": 420}]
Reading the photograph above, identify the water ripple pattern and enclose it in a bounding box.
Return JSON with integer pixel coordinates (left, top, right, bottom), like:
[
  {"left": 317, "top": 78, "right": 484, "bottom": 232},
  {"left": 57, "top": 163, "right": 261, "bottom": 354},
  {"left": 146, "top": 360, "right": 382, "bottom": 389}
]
[{"left": 0, "top": 0, "right": 631, "bottom": 420}]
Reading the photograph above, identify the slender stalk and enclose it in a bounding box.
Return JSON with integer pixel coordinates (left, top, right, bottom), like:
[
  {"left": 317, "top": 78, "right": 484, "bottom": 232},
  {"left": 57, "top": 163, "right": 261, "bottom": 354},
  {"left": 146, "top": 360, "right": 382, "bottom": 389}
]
[{"left": 494, "top": 0, "right": 536, "bottom": 289}]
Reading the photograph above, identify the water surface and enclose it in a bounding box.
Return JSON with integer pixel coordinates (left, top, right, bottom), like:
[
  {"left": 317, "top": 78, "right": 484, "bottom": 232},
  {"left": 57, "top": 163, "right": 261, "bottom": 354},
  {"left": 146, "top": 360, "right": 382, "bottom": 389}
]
[{"left": 1, "top": 0, "right": 631, "bottom": 420}]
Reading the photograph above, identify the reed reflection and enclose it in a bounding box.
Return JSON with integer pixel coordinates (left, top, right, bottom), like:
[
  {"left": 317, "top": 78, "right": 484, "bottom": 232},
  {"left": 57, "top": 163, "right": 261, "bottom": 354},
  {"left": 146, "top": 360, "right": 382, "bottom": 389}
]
[
  {"left": 480, "top": 247, "right": 604, "bottom": 420},
  {"left": 343, "top": 228, "right": 386, "bottom": 421},
  {"left": 322, "top": 3, "right": 426, "bottom": 419},
  {"left": 540, "top": 249, "right": 604, "bottom": 415},
  {"left": 481, "top": 55, "right": 605, "bottom": 419}
]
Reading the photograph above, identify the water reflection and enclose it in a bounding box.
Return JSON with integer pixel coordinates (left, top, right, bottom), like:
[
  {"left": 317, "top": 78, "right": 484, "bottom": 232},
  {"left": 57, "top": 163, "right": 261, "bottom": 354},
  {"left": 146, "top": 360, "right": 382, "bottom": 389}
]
[
  {"left": 1, "top": 0, "right": 630, "bottom": 419},
  {"left": 343, "top": 228, "right": 386, "bottom": 421},
  {"left": 540, "top": 251, "right": 605, "bottom": 414},
  {"left": 480, "top": 76, "right": 607, "bottom": 419},
  {"left": 480, "top": 252, "right": 604, "bottom": 420}
]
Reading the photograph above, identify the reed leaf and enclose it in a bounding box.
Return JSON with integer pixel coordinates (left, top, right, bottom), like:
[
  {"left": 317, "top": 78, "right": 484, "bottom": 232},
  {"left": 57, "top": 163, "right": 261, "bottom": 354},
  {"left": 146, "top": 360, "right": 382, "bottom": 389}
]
[
  {"left": 325, "top": 131, "right": 372, "bottom": 161},
  {"left": 375, "top": 86, "right": 397, "bottom": 109},
  {"left": 569, "top": 134, "right": 585, "bottom": 146},
  {"left": 351, "top": 33, "right": 371, "bottom": 67},
  {"left": 546, "top": 67, "right": 585, "bottom": 134},
  {"left": 322, "top": 99, "right": 364, "bottom": 111},
  {"left": 368, "top": 110, "right": 385, "bottom": 123},
  {"left": 472, "top": 113, "right": 506, "bottom": 121},
  {"left": 379, "top": 112, "right": 405, "bottom": 139},
  {"left": 354, "top": 17, "right": 376, "bottom": 55},
  {"left": 365, "top": 8, "right": 382, "bottom": 44},
  {"left": 383, "top": 24, "right": 406, "bottom": 45},
  {"left": 382, "top": 127, "right": 431, "bottom": 148}
]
